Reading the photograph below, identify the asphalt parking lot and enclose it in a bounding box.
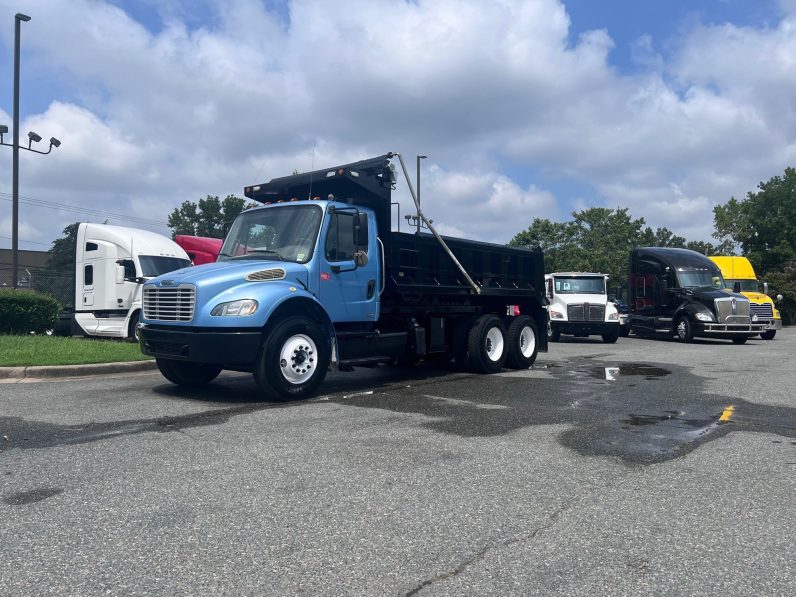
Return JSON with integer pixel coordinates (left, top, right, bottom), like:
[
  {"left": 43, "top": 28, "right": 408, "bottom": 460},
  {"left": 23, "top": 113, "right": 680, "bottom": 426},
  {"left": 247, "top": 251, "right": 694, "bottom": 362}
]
[{"left": 1, "top": 330, "right": 795, "bottom": 595}]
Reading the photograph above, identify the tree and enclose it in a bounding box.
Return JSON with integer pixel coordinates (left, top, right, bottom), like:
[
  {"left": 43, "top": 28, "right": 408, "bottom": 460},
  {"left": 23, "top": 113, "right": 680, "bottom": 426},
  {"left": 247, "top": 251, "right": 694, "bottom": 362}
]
[
  {"left": 509, "top": 207, "right": 727, "bottom": 298},
  {"left": 713, "top": 166, "right": 796, "bottom": 322},
  {"left": 510, "top": 208, "right": 647, "bottom": 297},
  {"left": 31, "top": 222, "right": 80, "bottom": 307},
  {"left": 713, "top": 167, "right": 796, "bottom": 274},
  {"left": 168, "top": 195, "right": 252, "bottom": 239}
]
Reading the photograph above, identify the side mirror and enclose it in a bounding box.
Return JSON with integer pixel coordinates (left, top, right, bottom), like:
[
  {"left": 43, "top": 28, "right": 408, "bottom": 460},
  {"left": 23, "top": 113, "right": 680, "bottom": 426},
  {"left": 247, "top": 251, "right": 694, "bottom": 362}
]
[
  {"left": 353, "top": 212, "right": 368, "bottom": 246},
  {"left": 116, "top": 265, "right": 125, "bottom": 284},
  {"left": 733, "top": 281, "right": 741, "bottom": 293},
  {"left": 354, "top": 250, "right": 368, "bottom": 268},
  {"left": 776, "top": 294, "right": 783, "bottom": 301}
]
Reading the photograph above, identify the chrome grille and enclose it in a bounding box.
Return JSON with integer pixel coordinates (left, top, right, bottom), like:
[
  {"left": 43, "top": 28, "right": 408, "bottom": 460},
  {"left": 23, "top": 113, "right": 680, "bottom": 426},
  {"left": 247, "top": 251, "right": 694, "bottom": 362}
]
[
  {"left": 714, "top": 297, "right": 750, "bottom": 324},
  {"left": 568, "top": 304, "right": 584, "bottom": 321},
  {"left": 143, "top": 285, "right": 195, "bottom": 322},
  {"left": 567, "top": 304, "right": 605, "bottom": 321},
  {"left": 749, "top": 302, "right": 773, "bottom": 319},
  {"left": 245, "top": 268, "right": 286, "bottom": 282}
]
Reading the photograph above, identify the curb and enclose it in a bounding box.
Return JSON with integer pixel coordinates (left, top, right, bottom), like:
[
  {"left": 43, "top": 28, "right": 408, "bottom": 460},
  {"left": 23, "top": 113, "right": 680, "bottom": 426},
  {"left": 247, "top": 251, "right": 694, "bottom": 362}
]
[{"left": 0, "top": 360, "right": 157, "bottom": 380}]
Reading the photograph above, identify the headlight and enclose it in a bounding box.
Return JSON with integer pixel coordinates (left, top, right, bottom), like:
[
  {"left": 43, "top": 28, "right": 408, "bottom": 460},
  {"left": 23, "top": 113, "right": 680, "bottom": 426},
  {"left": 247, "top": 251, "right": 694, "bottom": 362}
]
[
  {"left": 608, "top": 312, "right": 619, "bottom": 321},
  {"left": 549, "top": 309, "right": 564, "bottom": 319},
  {"left": 211, "top": 299, "right": 259, "bottom": 316},
  {"left": 694, "top": 311, "right": 713, "bottom": 322}
]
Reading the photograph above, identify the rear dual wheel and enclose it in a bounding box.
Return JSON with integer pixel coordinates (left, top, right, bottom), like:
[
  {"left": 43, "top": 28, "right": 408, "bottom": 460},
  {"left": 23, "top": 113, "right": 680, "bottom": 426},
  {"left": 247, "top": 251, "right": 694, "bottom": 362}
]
[
  {"left": 505, "top": 315, "right": 539, "bottom": 369},
  {"left": 466, "top": 315, "right": 507, "bottom": 373},
  {"left": 454, "top": 314, "right": 538, "bottom": 373}
]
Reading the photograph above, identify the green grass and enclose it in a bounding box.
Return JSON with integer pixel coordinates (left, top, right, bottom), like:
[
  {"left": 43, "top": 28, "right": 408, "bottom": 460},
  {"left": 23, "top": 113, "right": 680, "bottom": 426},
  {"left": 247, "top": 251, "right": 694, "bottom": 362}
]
[{"left": 0, "top": 335, "right": 153, "bottom": 367}]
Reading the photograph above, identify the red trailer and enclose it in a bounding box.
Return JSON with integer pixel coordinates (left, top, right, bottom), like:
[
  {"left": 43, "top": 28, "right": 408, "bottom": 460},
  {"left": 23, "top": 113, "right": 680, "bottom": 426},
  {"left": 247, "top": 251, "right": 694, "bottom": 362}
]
[{"left": 174, "top": 235, "right": 222, "bottom": 265}]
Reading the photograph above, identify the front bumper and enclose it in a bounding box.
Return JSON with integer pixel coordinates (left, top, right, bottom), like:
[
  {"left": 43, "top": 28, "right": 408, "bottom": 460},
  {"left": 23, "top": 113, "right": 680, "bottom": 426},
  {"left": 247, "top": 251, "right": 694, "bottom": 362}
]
[
  {"left": 139, "top": 324, "right": 262, "bottom": 366},
  {"left": 765, "top": 319, "right": 783, "bottom": 331},
  {"left": 693, "top": 321, "right": 767, "bottom": 336},
  {"left": 553, "top": 321, "right": 620, "bottom": 336}
]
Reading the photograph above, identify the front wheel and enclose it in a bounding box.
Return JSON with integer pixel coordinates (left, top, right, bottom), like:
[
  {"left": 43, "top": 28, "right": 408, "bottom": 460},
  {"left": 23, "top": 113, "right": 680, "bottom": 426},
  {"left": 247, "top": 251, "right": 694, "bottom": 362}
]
[
  {"left": 505, "top": 316, "right": 539, "bottom": 369},
  {"left": 156, "top": 358, "right": 222, "bottom": 388},
  {"left": 547, "top": 321, "right": 561, "bottom": 342},
  {"left": 602, "top": 330, "right": 619, "bottom": 344},
  {"left": 254, "top": 316, "right": 330, "bottom": 401},
  {"left": 675, "top": 316, "right": 694, "bottom": 343},
  {"left": 760, "top": 329, "right": 776, "bottom": 340},
  {"left": 127, "top": 311, "right": 140, "bottom": 342}
]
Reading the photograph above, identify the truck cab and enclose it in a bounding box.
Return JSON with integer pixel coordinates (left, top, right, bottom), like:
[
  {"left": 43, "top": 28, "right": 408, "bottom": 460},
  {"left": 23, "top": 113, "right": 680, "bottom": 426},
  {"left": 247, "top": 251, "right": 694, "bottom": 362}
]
[
  {"left": 139, "top": 153, "right": 548, "bottom": 400},
  {"left": 545, "top": 272, "right": 621, "bottom": 343},
  {"left": 709, "top": 256, "right": 782, "bottom": 340},
  {"left": 629, "top": 247, "right": 765, "bottom": 344},
  {"left": 57, "top": 223, "right": 191, "bottom": 340}
]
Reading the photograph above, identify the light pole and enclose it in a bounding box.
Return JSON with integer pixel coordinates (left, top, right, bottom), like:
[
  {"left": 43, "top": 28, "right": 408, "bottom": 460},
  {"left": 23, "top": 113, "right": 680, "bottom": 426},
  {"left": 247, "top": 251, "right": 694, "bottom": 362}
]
[
  {"left": 416, "top": 155, "right": 427, "bottom": 234},
  {"left": 1, "top": 13, "right": 61, "bottom": 289}
]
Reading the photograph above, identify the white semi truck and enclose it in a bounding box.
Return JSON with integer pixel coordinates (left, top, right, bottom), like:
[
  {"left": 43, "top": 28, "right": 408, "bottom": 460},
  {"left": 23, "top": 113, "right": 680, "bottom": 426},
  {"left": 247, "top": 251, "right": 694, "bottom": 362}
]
[
  {"left": 545, "top": 272, "right": 621, "bottom": 343},
  {"left": 55, "top": 223, "right": 191, "bottom": 340}
]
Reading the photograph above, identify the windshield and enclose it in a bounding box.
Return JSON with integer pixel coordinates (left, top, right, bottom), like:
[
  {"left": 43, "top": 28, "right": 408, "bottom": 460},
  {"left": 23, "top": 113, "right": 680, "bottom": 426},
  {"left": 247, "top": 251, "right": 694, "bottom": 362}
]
[
  {"left": 676, "top": 268, "right": 726, "bottom": 290},
  {"left": 218, "top": 205, "right": 323, "bottom": 263},
  {"left": 139, "top": 256, "right": 192, "bottom": 277},
  {"left": 723, "top": 278, "right": 759, "bottom": 292},
  {"left": 554, "top": 276, "right": 606, "bottom": 294}
]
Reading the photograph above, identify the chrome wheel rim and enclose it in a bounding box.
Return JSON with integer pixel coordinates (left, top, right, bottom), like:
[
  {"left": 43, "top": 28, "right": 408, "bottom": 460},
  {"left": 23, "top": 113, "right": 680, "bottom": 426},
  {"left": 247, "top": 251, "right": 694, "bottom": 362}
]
[
  {"left": 484, "top": 326, "right": 505, "bottom": 362},
  {"left": 279, "top": 334, "right": 317, "bottom": 384},
  {"left": 677, "top": 320, "right": 687, "bottom": 339},
  {"left": 519, "top": 325, "right": 536, "bottom": 357}
]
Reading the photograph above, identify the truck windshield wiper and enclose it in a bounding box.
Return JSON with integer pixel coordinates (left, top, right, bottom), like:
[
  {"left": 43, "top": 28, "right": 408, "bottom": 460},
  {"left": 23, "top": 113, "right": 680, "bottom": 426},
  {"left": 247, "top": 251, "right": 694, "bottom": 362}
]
[{"left": 229, "top": 249, "right": 284, "bottom": 261}]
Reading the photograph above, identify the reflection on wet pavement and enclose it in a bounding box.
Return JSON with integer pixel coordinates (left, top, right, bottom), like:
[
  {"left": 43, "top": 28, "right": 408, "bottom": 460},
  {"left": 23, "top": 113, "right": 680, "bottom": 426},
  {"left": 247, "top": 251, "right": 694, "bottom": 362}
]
[{"left": 324, "top": 359, "right": 795, "bottom": 465}]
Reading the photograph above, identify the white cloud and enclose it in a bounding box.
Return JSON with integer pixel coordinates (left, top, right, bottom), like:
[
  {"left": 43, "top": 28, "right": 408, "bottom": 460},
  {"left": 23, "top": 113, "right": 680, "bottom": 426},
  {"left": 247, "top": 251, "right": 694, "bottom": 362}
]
[{"left": 0, "top": 0, "right": 794, "bottom": 252}]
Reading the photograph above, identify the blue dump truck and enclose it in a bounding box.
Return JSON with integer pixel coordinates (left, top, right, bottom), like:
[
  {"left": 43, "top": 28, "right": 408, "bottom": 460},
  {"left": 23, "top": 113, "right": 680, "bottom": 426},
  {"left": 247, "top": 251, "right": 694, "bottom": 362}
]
[{"left": 138, "top": 153, "right": 547, "bottom": 400}]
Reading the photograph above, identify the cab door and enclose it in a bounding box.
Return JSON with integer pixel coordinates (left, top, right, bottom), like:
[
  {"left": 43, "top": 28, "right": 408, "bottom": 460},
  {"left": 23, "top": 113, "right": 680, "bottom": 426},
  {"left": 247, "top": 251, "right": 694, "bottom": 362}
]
[{"left": 318, "top": 209, "right": 379, "bottom": 323}]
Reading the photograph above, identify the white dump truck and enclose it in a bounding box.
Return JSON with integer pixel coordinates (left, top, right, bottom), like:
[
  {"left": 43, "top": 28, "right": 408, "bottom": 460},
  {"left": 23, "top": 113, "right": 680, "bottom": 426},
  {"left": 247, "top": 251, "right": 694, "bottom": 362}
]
[
  {"left": 55, "top": 223, "right": 191, "bottom": 340},
  {"left": 545, "top": 272, "right": 621, "bottom": 343}
]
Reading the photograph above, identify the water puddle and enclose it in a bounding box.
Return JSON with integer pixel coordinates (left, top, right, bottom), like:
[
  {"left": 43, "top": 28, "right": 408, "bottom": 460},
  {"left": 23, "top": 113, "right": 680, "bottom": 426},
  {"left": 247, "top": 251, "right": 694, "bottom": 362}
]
[{"left": 592, "top": 364, "right": 671, "bottom": 381}]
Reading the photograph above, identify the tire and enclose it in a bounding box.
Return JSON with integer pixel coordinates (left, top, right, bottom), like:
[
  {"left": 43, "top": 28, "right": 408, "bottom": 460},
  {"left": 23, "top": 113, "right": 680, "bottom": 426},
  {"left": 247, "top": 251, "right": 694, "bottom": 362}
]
[
  {"left": 127, "top": 311, "right": 140, "bottom": 342},
  {"left": 254, "top": 316, "right": 329, "bottom": 401},
  {"left": 732, "top": 336, "right": 748, "bottom": 345},
  {"left": 760, "top": 330, "right": 776, "bottom": 340},
  {"left": 602, "top": 330, "right": 619, "bottom": 344},
  {"left": 675, "top": 316, "right": 694, "bottom": 343},
  {"left": 505, "top": 315, "right": 539, "bottom": 369},
  {"left": 156, "top": 358, "right": 222, "bottom": 388},
  {"left": 466, "top": 314, "right": 507, "bottom": 374},
  {"left": 547, "top": 321, "right": 561, "bottom": 342}
]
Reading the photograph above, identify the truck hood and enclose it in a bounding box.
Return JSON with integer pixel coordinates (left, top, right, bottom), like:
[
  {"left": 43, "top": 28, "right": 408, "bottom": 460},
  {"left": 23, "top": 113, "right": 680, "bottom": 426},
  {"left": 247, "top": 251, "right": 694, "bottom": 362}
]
[
  {"left": 689, "top": 287, "right": 747, "bottom": 309},
  {"left": 147, "top": 260, "right": 309, "bottom": 288},
  {"left": 740, "top": 291, "right": 773, "bottom": 304}
]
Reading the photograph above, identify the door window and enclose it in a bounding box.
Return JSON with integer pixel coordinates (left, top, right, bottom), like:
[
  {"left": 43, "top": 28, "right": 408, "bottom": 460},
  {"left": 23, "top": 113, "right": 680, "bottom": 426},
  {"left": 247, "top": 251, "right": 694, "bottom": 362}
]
[{"left": 325, "top": 212, "right": 367, "bottom": 261}]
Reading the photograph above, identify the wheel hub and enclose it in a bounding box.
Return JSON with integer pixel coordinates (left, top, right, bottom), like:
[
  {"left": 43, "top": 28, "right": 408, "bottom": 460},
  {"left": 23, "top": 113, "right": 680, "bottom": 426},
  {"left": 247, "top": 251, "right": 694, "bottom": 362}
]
[{"left": 279, "top": 334, "right": 317, "bottom": 384}]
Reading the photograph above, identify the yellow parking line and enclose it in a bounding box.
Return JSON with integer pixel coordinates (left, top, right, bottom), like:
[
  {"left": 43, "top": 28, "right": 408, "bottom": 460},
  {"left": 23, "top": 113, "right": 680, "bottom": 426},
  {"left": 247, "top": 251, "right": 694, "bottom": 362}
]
[{"left": 719, "top": 405, "right": 735, "bottom": 422}]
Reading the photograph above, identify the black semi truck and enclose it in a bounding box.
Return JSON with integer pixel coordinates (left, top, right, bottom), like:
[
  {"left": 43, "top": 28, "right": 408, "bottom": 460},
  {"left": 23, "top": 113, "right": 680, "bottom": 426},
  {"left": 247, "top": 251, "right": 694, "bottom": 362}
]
[
  {"left": 139, "top": 153, "right": 548, "bottom": 399},
  {"left": 629, "top": 247, "right": 766, "bottom": 344}
]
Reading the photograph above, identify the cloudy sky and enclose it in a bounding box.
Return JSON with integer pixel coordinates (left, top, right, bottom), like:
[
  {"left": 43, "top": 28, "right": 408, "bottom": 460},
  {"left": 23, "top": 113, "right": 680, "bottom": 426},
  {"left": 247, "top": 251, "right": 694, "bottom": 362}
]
[{"left": 1, "top": 0, "right": 795, "bottom": 251}]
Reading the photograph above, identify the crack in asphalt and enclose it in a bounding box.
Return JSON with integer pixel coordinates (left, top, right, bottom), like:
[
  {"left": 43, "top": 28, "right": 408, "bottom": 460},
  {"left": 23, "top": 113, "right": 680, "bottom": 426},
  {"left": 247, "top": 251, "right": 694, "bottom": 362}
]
[{"left": 403, "top": 502, "right": 573, "bottom": 596}]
